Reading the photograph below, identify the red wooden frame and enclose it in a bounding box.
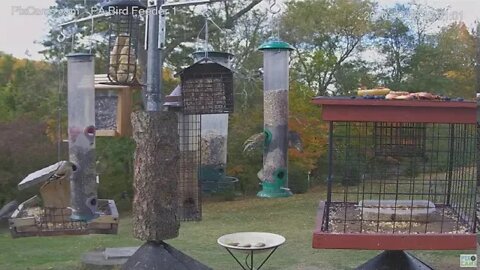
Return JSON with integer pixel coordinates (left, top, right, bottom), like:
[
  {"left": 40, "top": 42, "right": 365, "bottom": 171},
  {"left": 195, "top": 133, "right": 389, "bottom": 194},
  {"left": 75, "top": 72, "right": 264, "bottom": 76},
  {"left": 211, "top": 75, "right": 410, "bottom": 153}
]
[
  {"left": 311, "top": 98, "right": 477, "bottom": 124},
  {"left": 312, "top": 201, "right": 477, "bottom": 250},
  {"left": 311, "top": 98, "right": 478, "bottom": 251}
]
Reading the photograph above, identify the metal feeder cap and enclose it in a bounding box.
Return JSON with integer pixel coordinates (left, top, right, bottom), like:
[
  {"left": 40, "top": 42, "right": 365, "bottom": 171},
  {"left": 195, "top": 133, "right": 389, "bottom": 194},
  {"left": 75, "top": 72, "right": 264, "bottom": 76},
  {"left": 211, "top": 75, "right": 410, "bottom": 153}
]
[
  {"left": 101, "top": 0, "right": 147, "bottom": 10},
  {"left": 258, "top": 38, "right": 293, "bottom": 51}
]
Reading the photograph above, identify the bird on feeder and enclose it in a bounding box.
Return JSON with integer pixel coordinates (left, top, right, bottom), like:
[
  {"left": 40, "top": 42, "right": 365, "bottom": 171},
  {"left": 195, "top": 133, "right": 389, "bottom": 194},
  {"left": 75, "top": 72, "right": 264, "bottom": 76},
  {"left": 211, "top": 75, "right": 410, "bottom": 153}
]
[{"left": 243, "top": 131, "right": 304, "bottom": 153}]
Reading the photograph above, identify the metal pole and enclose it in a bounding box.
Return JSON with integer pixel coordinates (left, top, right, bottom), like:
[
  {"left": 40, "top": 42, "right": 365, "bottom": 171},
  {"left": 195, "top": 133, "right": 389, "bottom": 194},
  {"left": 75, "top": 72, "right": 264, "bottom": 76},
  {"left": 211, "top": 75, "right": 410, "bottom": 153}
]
[
  {"left": 325, "top": 121, "right": 334, "bottom": 231},
  {"left": 145, "top": 0, "right": 163, "bottom": 112},
  {"left": 446, "top": 124, "right": 455, "bottom": 206}
]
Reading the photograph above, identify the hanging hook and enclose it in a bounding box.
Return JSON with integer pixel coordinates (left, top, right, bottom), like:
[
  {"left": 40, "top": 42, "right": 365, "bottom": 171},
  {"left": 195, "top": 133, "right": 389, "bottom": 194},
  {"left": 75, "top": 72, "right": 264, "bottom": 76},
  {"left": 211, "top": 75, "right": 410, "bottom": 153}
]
[
  {"left": 57, "top": 32, "right": 66, "bottom": 43},
  {"left": 269, "top": 0, "right": 281, "bottom": 15}
]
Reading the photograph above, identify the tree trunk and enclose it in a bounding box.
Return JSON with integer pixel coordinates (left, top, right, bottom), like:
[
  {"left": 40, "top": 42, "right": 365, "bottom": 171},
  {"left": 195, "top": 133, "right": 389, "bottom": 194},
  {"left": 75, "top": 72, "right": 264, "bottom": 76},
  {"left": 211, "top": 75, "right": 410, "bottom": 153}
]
[{"left": 131, "top": 111, "right": 180, "bottom": 241}]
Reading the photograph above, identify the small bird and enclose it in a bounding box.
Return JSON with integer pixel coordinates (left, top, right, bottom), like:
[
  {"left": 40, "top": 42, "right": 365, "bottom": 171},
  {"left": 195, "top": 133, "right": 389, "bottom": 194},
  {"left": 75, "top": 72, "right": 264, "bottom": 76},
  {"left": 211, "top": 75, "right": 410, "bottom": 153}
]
[
  {"left": 243, "top": 131, "right": 303, "bottom": 153},
  {"left": 49, "top": 161, "right": 76, "bottom": 181}
]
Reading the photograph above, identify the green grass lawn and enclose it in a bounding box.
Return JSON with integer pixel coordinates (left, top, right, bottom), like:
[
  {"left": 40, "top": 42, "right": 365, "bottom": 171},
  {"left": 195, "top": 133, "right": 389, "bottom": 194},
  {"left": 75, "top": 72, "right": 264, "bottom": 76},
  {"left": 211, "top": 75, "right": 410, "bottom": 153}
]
[{"left": 0, "top": 187, "right": 473, "bottom": 270}]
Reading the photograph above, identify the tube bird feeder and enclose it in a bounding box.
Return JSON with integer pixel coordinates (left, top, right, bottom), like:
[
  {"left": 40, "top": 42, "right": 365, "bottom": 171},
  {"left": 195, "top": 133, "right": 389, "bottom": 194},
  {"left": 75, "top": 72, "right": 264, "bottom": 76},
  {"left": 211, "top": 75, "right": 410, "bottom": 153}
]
[
  {"left": 257, "top": 38, "right": 293, "bottom": 198},
  {"left": 67, "top": 53, "right": 98, "bottom": 221}
]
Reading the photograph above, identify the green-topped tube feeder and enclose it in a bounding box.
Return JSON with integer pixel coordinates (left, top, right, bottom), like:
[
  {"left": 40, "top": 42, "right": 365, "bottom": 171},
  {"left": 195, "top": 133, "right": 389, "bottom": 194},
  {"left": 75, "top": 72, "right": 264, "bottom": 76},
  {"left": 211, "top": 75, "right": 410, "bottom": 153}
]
[{"left": 257, "top": 38, "right": 293, "bottom": 198}]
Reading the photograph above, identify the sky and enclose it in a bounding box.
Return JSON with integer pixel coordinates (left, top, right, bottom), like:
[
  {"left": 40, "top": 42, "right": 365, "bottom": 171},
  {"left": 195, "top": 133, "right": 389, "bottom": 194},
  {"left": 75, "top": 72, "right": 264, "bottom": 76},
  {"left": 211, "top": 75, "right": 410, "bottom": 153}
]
[{"left": 0, "top": 0, "right": 478, "bottom": 60}]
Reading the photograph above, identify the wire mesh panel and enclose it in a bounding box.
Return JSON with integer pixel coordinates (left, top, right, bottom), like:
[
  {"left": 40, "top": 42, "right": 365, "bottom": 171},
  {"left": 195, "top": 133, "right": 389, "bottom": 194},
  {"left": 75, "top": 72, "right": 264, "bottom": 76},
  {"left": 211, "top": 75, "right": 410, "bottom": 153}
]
[
  {"left": 95, "top": 90, "right": 118, "bottom": 131},
  {"left": 178, "top": 113, "right": 202, "bottom": 221},
  {"left": 374, "top": 123, "right": 426, "bottom": 158},
  {"left": 323, "top": 122, "right": 477, "bottom": 235},
  {"left": 180, "top": 63, "right": 234, "bottom": 115}
]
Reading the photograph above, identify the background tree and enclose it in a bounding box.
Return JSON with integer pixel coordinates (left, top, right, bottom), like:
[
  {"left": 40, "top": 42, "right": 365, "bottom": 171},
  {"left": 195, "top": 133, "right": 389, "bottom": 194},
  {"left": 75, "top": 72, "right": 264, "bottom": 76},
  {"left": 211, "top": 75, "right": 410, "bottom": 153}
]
[
  {"left": 281, "top": 0, "right": 376, "bottom": 95},
  {"left": 334, "top": 60, "right": 379, "bottom": 95},
  {"left": 373, "top": 2, "right": 446, "bottom": 90}
]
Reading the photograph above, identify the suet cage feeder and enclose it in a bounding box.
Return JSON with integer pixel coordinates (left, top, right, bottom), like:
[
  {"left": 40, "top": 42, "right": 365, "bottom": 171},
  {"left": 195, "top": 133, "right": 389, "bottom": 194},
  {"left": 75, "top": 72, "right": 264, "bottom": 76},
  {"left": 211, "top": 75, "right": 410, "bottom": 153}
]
[
  {"left": 102, "top": 0, "right": 145, "bottom": 86},
  {"left": 94, "top": 74, "right": 134, "bottom": 137},
  {"left": 312, "top": 98, "right": 477, "bottom": 269}
]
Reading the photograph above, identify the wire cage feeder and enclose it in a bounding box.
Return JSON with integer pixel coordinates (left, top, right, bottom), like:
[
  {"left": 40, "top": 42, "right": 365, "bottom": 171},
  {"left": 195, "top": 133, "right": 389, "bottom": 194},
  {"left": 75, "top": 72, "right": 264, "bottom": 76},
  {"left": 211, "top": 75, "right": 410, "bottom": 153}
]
[
  {"left": 163, "top": 58, "right": 235, "bottom": 221},
  {"left": 102, "top": 0, "right": 145, "bottom": 86},
  {"left": 178, "top": 113, "right": 203, "bottom": 221},
  {"left": 180, "top": 61, "right": 234, "bottom": 115},
  {"left": 165, "top": 85, "right": 203, "bottom": 221},
  {"left": 311, "top": 98, "right": 477, "bottom": 267}
]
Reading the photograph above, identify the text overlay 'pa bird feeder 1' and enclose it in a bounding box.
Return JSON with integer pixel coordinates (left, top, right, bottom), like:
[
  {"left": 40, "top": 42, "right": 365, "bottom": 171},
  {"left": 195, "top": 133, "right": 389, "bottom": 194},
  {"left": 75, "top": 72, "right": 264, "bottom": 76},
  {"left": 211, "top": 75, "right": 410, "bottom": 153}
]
[
  {"left": 257, "top": 38, "right": 293, "bottom": 198},
  {"left": 102, "top": 0, "right": 146, "bottom": 86},
  {"left": 179, "top": 56, "right": 234, "bottom": 115}
]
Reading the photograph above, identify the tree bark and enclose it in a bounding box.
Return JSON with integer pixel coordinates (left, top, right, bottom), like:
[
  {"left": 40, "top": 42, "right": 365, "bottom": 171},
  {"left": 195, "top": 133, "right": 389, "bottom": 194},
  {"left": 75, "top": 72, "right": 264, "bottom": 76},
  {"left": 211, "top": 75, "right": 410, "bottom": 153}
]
[{"left": 131, "top": 111, "right": 180, "bottom": 241}]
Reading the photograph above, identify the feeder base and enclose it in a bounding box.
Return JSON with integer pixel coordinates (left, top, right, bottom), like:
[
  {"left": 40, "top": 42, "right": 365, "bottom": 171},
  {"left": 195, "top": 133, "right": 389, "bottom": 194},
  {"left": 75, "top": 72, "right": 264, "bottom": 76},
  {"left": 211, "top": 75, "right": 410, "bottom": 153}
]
[
  {"left": 257, "top": 188, "right": 292, "bottom": 198},
  {"left": 356, "top": 251, "right": 433, "bottom": 270},
  {"left": 257, "top": 182, "right": 292, "bottom": 198},
  {"left": 122, "top": 241, "right": 211, "bottom": 270}
]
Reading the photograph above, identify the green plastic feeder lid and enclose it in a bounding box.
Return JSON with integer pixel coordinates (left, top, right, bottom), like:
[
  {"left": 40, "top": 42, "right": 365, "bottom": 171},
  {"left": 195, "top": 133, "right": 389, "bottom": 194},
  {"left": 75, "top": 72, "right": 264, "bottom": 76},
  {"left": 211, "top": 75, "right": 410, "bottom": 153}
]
[{"left": 258, "top": 38, "right": 293, "bottom": 51}]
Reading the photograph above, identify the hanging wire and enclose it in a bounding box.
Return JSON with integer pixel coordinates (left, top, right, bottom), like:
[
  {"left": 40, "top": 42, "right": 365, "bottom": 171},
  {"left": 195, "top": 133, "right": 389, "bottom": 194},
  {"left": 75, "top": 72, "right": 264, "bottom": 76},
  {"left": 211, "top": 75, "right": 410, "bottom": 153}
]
[
  {"left": 71, "top": 26, "right": 76, "bottom": 53},
  {"left": 268, "top": 0, "right": 282, "bottom": 37},
  {"left": 56, "top": 46, "right": 67, "bottom": 161},
  {"left": 194, "top": 11, "right": 225, "bottom": 55},
  {"left": 89, "top": 10, "right": 95, "bottom": 54}
]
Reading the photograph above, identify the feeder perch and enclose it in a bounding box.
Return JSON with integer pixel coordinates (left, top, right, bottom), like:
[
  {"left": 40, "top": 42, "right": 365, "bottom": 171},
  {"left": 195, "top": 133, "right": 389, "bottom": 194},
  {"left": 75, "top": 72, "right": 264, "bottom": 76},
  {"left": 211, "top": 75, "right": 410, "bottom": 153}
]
[
  {"left": 9, "top": 161, "right": 118, "bottom": 238},
  {"left": 179, "top": 58, "right": 234, "bottom": 115},
  {"left": 95, "top": 74, "right": 134, "bottom": 137},
  {"left": 102, "top": 0, "right": 145, "bottom": 86},
  {"left": 312, "top": 98, "right": 477, "bottom": 268}
]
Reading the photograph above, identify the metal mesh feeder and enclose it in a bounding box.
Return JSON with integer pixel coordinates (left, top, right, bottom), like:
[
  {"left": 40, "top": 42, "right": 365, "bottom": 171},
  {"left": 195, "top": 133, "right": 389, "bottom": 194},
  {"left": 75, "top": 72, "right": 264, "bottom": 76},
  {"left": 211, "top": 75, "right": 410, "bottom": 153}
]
[
  {"left": 102, "top": 0, "right": 145, "bottom": 86},
  {"left": 165, "top": 85, "right": 203, "bottom": 222},
  {"left": 178, "top": 113, "right": 202, "bottom": 221},
  {"left": 179, "top": 61, "right": 234, "bottom": 115}
]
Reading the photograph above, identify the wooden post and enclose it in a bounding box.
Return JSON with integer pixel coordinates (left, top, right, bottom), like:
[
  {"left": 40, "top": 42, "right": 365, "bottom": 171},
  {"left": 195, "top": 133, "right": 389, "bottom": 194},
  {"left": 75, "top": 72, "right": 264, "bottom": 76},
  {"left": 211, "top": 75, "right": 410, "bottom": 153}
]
[{"left": 131, "top": 111, "right": 180, "bottom": 241}]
